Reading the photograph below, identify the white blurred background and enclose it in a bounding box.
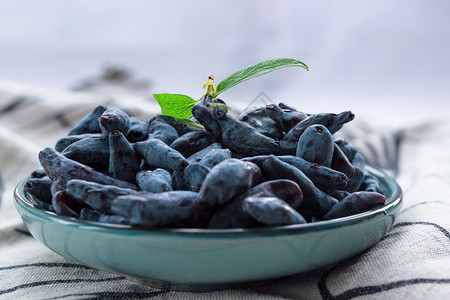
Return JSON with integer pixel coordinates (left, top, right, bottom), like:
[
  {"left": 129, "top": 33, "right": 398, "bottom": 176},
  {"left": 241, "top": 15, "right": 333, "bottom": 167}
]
[{"left": 0, "top": 0, "right": 449, "bottom": 128}]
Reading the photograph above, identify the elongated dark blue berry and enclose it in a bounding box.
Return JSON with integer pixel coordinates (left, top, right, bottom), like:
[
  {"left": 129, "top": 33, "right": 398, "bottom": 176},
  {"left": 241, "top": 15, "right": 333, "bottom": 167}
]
[
  {"left": 170, "top": 130, "right": 216, "bottom": 158},
  {"left": 109, "top": 130, "right": 141, "bottom": 183},
  {"left": 208, "top": 179, "right": 303, "bottom": 229},
  {"left": 187, "top": 142, "right": 223, "bottom": 164},
  {"left": 198, "top": 158, "right": 261, "bottom": 207},
  {"left": 52, "top": 190, "right": 83, "bottom": 217},
  {"left": 360, "top": 170, "right": 380, "bottom": 192},
  {"left": 25, "top": 177, "right": 52, "bottom": 205},
  {"left": 62, "top": 135, "right": 109, "bottom": 171},
  {"left": 136, "top": 169, "right": 173, "bottom": 193},
  {"left": 99, "top": 108, "right": 131, "bottom": 135},
  {"left": 66, "top": 179, "right": 138, "bottom": 213},
  {"left": 296, "top": 124, "right": 334, "bottom": 167},
  {"left": 345, "top": 152, "right": 365, "bottom": 192},
  {"left": 261, "top": 155, "right": 338, "bottom": 217},
  {"left": 183, "top": 163, "right": 210, "bottom": 192},
  {"left": 68, "top": 105, "right": 106, "bottom": 136},
  {"left": 127, "top": 117, "right": 150, "bottom": 143},
  {"left": 322, "top": 191, "right": 386, "bottom": 220},
  {"left": 199, "top": 148, "right": 232, "bottom": 169},
  {"left": 134, "top": 139, "right": 188, "bottom": 171},
  {"left": 39, "top": 147, "right": 137, "bottom": 189},
  {"left": 243, "top": 197, "right": 307, "bottom": 226},
  {"left": 284, "top": 111, "right": 354, "bottom": 143},
  {"left": 265, "top": 103, "right": 307, "bottom": 133},
  {"left": 242, "top": 155, "right": 348, "bottom": 191},
  {"left": 111, "top": 191, "right": 200, "bottom": 228},
  {"left": 326, "top": 190, "right": 350, "bottom": 201},
  {"left": 331, "top": 143, "right": 355, "bottom": 178},
  {"left": 55, "top": 133, "right": 103, "bottom": 152},
  {"left": 147, "top": 119, "right": 179, "bottom": 145},
  {"left": 334, "top": 138, "right": 358, "bottom": 161},
  {"left": 238, "top": 106, "right": 283, "bottom": 139}
]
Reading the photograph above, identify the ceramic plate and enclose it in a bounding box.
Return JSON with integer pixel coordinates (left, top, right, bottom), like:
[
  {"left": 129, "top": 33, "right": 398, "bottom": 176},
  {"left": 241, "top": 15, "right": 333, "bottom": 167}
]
[{"left": 14, "top": 166, "right": 402, "bottom": 291}]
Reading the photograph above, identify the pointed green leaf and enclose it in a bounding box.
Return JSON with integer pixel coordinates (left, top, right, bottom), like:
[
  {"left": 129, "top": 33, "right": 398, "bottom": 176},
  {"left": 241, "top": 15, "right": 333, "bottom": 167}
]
[
  {"left": 215, "top": 58, "right": 308, "bottom": 96},
  {"left": 211, "top": 102, "right": 232, "bottom": 111},
  {"left": 153, "top": 93, "right": 198, "bottom": 119},
  {"left": 174, "top": 118, "right": 205, "bottom": 129}
]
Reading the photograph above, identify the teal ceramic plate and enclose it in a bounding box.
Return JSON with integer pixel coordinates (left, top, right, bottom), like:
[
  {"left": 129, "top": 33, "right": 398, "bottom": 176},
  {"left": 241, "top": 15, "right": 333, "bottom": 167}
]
[{"left": 14, "top": 166, "right": 402, "bottom": 291}]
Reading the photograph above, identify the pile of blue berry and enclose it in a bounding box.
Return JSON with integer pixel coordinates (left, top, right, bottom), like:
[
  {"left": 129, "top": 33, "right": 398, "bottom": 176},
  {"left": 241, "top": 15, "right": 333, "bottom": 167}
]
[{"left": 25, "top": 96, "right": 386, "bottom": 228}]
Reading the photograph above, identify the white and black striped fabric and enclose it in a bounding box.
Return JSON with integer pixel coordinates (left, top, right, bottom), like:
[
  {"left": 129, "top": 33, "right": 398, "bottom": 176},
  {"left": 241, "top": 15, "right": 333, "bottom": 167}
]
[{"left": 0, "top": 78, "right": 449, "bottom": 299}]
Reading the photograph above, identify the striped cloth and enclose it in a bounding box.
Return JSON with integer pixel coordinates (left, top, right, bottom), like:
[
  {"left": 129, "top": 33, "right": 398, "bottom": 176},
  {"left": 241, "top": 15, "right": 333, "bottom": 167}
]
[{"left": 0, "top": 77, "right": 449, "bottom": 299}]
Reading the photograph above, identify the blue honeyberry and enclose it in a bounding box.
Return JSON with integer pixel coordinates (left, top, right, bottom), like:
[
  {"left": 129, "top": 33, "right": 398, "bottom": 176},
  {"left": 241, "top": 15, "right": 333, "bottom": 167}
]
[
  {"left": 296, "top": 124, "right": 334, "bottom": 167},
  {"left": 68, "top": 105, "right": 106, "bottom": 136},
  {"left": 243, "top": 196, "right": 307, "bottom": 226},
  {"left": 136, "top": 169, "right": 173, "bottom": 193},
  {"left": 99, "top": 108, "right": 131, "bottom": 135}
]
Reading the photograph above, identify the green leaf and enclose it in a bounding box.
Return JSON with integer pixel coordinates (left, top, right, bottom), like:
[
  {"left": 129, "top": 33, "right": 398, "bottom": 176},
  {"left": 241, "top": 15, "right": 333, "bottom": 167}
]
[
  {"left": 211, "top": 102, "right": 231, "bottom": 111},
  {"left": 174, "top": 118, "right": 205, "bottom": 129},
  {"left": 153, "top": 93, "right": 199, "bottom": 119},
  {"left": 215, "top": 58, "right": 309, "bottom": 96}
]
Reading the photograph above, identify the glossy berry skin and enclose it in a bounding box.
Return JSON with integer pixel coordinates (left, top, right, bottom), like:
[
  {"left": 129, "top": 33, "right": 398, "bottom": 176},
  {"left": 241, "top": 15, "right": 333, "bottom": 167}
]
[
  {"left": 61, "top": 135, "right": 109, "bottom": 171},
  {"left": 111, "top": 191, "right": 200, "bottom": 228},
  {"left": 134, "top": 139, "right": 188, "bottom": 171},
  {"left": 68, "top": 105, "right": 106, "bottom": 136},
  {"left": 66, "top": 179, "right": 138, "bottom": 213},
  {"left": 183, "top": 163, "right": 210, "bottom": 192},
  {"left": 192, "top": 98, "right": 281, "bottom": 156},
  {"left": 136, "top": 169, "right": 173, "bottom": 193},
  {"left": 243, "top": 197, "right": 307, "bottom": 226},
  {"left": 261, "top": 155, "right": 338, "bottom": 217},
  {"left": 216, "top": 115, "right": 281, "bottom": 156},
  {"left": 108, "top": 131, "right": 141, "bottom": 183},
  {"left": 238, "top": 106, "right": 283, "bottom": 139},
  {"left": 198, "top": 158, "right": 261, "bottom": 207},
  {"left": 334, "top": 138, "right": 358, "bottom": 161},
  {"left": 191, "top": 100, "right": 222, "bottom": 138},
  {"left": 199, "top": 148, "right": 232, "bottom": 169},
  {"left": 208, "top": 179, "right": 303, "bottom": 229},
  {"left": 99, "top": 108, "right": 131, "bottom": 135},
  {"left": 331, "top": 143, "right": 355, "bottom": 178},
  {"left": 283, "top": 111, "right": 355, "bottom": 143},
  {"left": 187, "top": 143, "right": 223, "bottom": 164},
  {"left": 39, "top": 147, "right": 137, "bottom": 190},
  {"left": 171, "top": 170, "right": 186, "bottom": 191},
  {"left": 25, "top": 177, "right": 52, "bottom": 205},
  {"left": 147, "top": 119, "right": 179, "bottom": 145},
  {"left": 51, "top": 190, "right": 83, "bottom": 217},
  {"left": 50, "top": 181, "right": 64, "bottom": 196},
  {"left": 265, "top": 104, "right": 308, "bottom": 133},
  {"left": 360, "top": 171, "right": 380, "bottom": 192},
  {"left": 278, "top": 155, "right": 347, "bottom": 190},
  {"left": 242, "top": 155, "right": 348, "bottom": 191},
  {"left": 296, "top": 124, "right": 334, "bottom": 167},
  {"left": 30, "top": 166, "right": 47, "bottom": 178},
  {"left": 55, "top": 133, "right": 103, "bottom": 152},
  {"left": 345, "top": 152, "right": 366, "bottom": 192},
  {"left": 126, "top": 117, "right": 150, "bottom": 143},
  {"left": 326, "top": 190, "right": 350, "bottom": 201},
  {"left": 32, "top": 98, "right": 389, "bottom": 229},
  {"left": 278, "top": 102, "right": 299, "bottom": 111},
  {"left": 170, "top": 130, "right": 217, "bottom": 158},
  {"left": 321, "top": 191, "right": 386, "bottom": 220}
]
